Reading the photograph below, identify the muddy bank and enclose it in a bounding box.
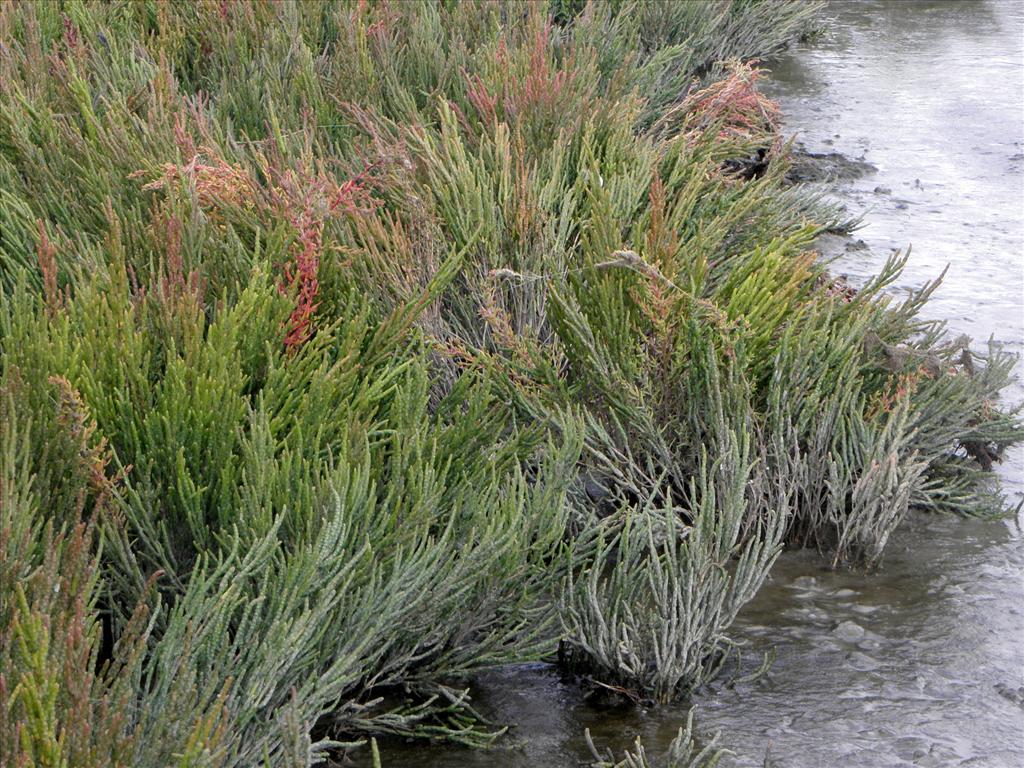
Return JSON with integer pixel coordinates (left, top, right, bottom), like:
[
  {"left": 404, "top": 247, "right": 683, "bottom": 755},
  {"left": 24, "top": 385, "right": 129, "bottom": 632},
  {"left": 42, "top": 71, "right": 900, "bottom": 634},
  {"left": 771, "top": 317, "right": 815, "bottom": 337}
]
[{"left": 786, "top": 144, "right": 876, "bottom": 184}]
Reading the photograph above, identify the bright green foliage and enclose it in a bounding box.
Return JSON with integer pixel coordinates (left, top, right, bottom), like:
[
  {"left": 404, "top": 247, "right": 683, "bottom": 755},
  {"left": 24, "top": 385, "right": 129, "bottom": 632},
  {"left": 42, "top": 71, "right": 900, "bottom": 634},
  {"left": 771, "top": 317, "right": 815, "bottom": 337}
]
[
  {"left": 2, "top": 249, "right": 584, "bottom": 760},
  {"left": 0, "top": 0, "right": 1019, "bottom": 765}
]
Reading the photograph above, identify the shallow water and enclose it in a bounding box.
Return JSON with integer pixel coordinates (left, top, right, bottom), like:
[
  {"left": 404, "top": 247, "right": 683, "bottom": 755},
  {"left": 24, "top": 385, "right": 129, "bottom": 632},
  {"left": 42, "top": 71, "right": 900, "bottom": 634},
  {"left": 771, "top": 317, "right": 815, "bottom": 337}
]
[{"left": 367, "top": 2, "right": 1024, "bottom": 765}]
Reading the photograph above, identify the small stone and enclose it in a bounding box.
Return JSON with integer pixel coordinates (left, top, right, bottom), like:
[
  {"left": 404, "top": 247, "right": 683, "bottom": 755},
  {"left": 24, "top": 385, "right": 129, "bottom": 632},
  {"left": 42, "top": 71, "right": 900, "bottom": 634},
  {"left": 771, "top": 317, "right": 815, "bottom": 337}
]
[
  {"left": 846, "top": 650, "right": 879, "bottom": 671},
  {"left": 831, "top": 620, "right": 865, "bottom": 642},
  {"left": 582, "top": 473, "right": 609, "bottom": 502}
]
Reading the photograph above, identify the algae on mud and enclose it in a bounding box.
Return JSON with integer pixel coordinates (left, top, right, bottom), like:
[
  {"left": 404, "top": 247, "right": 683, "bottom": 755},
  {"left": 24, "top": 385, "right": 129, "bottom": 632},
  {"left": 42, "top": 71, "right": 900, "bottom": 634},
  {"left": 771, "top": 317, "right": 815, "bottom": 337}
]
[{"left": 0, "top": 2, "right": 1019, "bottom": 767}]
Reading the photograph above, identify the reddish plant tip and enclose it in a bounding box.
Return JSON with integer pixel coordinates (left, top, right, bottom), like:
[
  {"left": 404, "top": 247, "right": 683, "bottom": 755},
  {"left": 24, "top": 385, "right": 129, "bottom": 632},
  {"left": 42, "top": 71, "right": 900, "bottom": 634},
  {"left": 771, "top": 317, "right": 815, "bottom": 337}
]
[
  {"left": 36, "top": 221, "right": 60, "bottom": 315},
  {"left": 282, "top": 205, "right": 323, "bottom": 353}
]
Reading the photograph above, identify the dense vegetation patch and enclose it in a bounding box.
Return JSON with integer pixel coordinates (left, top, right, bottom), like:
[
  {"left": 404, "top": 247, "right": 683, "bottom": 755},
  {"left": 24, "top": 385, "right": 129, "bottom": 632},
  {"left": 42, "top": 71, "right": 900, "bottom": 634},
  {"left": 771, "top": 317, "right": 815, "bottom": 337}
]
[{"left": 1, "top": 1, "right": 1019, "bottom": 765}]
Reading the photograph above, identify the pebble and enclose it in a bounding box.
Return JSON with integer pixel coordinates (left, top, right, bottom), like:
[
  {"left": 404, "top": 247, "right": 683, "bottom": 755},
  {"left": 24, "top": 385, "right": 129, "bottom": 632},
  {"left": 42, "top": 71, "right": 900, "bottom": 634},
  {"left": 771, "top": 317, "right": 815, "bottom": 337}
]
[
  {"left": 857, "top": 637, "right": 882, "bottom": 652},
  {"left": 832, "top": 620, "right": 866, "bottom": 642},
  {"left": 846, "top": 650, "right": 879, "bottom": 671}
]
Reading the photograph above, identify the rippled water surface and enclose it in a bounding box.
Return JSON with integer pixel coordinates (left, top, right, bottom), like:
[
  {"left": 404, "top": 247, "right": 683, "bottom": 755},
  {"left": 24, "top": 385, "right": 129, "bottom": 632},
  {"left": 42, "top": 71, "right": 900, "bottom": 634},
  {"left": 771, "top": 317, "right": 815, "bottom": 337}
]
[{"left": 371, "top": 2, "right": 1024, "bottom": 765}]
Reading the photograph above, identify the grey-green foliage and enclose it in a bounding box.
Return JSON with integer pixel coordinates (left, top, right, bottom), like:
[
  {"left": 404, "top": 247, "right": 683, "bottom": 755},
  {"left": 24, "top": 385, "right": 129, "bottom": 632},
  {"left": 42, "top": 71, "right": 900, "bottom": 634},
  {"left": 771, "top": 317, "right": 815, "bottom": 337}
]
[
  {"left": 765, "top": 253, "right": 1022, "bottom": 564},
  {"left": 128, "top": 445, "right": 581, "bottom": 766},
  {"left": 568, "top": 0, "right": 823, "bottom": 124},
  {"left": 561, "top": 424, "right": 785, "bottom": 702}
]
